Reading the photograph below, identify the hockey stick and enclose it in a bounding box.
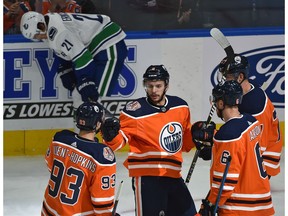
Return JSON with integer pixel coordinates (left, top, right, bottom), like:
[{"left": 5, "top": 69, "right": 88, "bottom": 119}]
[
  {"left": 210, "top": 28, "right": 234, "bottom": 67},
  {"left": 213, "top": 156, "right": 232, "bottom": 216},
  {"left": 185, "top": 28, "right": 233, "bottom": 186},
  {"left": 112, "top": 180, "right": 124, "bottom": 216},
  {"left": 185, "top": 106, "right": 215, "bottom": 186}
]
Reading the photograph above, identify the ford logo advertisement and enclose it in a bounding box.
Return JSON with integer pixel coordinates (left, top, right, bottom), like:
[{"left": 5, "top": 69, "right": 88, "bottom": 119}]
[{"left": 210, "top": 45, "right": 284, "bottom": 108}]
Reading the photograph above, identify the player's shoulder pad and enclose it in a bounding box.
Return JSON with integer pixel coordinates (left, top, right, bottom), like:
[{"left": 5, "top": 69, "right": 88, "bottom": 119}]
[
  {"left": 90, "top": 144, "right": 116, "bottom": 164},
  {"left": 45, "top": 13, "right": 66, "bottom": 41},
  {"left": 239, "top": 83, "right": 266, "bottom": 115},
  {"left": 122, "top": 97, "right": 146, "bottom": 117},
  {"left": 166, "top": 95, "right": 188, "bottom": 107},
  {"left": 215, "top": 114, "right": 257, "bottom": 141},
  {"left": 53, "top": 129, "right": 77, "bottom": 142}
]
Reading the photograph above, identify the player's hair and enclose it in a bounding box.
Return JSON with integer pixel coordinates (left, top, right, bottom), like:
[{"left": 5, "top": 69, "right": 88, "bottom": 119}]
[
  {"left": 219, "top": 54, "right": 250, "bottom": 79},
  {"left": 212, "top": 80, "right": 243, "bottom": 106},
  {"left": 143, "top": 65, "right": 170, "bottom": 85},
  {"left": 76, "top": 102, "right": 104, "bottom": 131}
]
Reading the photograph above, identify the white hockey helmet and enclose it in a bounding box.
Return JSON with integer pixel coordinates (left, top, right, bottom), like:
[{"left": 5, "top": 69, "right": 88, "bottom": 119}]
[{"left": 20, "top": 11, "right": 46, "bottom": 41}]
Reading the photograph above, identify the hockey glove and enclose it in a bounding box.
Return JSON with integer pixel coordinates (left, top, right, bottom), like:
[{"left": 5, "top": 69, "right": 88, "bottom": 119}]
[
  {"left": 77, "top": 77, "right": 99, "bottom": 102},
  {"left": 199, "top": 146, "right": 212, "bottom": 161},
  {"left": 198, "top": 199, "right": 215, "bottom": 216},
  {"left": 191, "top": 121, "right": 215, "bottom": 149},
  {"left": 101, "top": 117, "right": 120, "bottom": 142},
  {"left": 58, "top": 67, "right": 76, "bottom": 91}
]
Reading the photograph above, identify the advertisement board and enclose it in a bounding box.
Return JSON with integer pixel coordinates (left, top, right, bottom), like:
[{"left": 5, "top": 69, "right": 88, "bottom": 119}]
[{"left": 3, "top": 32, "right": 284, "bottom": 155}]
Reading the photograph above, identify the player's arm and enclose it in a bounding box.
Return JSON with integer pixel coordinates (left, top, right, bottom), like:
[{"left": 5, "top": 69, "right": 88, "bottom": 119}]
[
  {"left": 44, "top": 141, "right": 55, "bottom": 172},
  {"left": 55, "top": 29, "right": 99, "bottom": 101},
  {"left": 103, "top": 111, "right": 136, "bottom": 151},
  {"left": 90, "top": 152, "right": 116, "bottom": 215},
  {"left": 263, "top": 104, "right": 282, "bottom": 176},
  {"left": 181, "top": 109, "right": 195, "bottom": 152}
]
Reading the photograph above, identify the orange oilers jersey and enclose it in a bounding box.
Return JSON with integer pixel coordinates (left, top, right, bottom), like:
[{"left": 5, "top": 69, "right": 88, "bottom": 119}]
[
  {"left": 208, "top": 114, "right": 274, "bottom": 216},
  {"left": 105, "top": 95, "right": 195, "bottom": 178},
  {"left": 42, "top": 0, "right": 81, "bottom": 14},
  {"left": 239, "top": 81, "right": 282, "bottom": 176},
  {"left": 42, "top": 130, "right": 116, "bottom": 216}
]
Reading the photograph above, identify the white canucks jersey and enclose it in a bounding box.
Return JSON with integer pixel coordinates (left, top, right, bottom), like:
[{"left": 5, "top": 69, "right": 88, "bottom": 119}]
[{"left": 44, "top": 12, "right": 126, "bottom": 62}]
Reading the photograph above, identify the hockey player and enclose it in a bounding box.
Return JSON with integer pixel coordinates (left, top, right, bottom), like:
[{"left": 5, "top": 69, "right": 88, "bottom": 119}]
[
  {"left": 42, "top": 0, "right": 81, "bottom": 14},
  {"left": 101, "top": 65, "right": 197, "bottom": 216},
  {"left": 196, "top": 80, "right": 275, "bottom": 215},
  {"left": 218, "top": 54, "right": 282, "bottom": 177},
  {"left": 20, "top": 11, "right": 127, "bottom": 115},
  {"left": 42, "top": 102, "right": 119, "bottom": 216}
]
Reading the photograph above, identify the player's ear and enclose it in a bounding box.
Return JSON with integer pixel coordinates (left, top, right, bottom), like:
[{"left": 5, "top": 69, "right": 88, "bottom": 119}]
[
  {"left": 237, "top": 73, "right": 245, "bottom": 83},
  {"left": 217, "top": 99, "right": 224, "bottom": 109}
]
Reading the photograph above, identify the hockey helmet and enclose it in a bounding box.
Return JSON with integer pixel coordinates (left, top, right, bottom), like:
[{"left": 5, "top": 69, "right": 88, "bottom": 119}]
[
  {"left": 218, "top": 54, "right": 250, "bottom": 80},
  {"left": 143, "top": 65, "right": 170, "bottom": 85},
  {"left": 212, "top": 80, "right": 243, "bottom": 106},
  {"left": 20, "top": 11, "right": 46, "bottom": 41},
  {"left": 76, "top": 102, "right": 104, "bottom": 131}
]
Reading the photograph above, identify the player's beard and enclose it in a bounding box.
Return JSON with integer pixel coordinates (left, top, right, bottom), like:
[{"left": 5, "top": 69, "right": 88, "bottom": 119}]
[
  {"left": 216, "top": 108, "right": 224, "bottom": 121},
  {"left": 147, "top": 91, "right": 166, "bottom": 106}
]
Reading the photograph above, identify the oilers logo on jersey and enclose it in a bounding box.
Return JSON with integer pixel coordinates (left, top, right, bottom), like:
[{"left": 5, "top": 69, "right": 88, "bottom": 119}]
[{"left": 159, "top": 122, "right": 183, "bottom": 153}]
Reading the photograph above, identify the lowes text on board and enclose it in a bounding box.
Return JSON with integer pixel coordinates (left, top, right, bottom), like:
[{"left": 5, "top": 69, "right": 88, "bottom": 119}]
[
  {"left": 3, "top": 46, "right": 137, "bottom": 119},
  {"left": 210, "top": 45, "right": 284, "bottom": 108}
]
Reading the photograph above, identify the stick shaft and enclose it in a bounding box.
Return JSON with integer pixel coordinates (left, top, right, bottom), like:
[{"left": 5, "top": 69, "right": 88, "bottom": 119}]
[
  {"left": 213, "top": 156, "right": 232, "bottom": 215},
  {"left": 112, "top": 180, "right": 124, "bottom": 215}
]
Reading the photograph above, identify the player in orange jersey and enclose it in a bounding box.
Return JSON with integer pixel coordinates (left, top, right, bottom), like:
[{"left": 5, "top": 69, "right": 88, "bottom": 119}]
[
  {"left": 42, "top": 0, "right": 81, "bottom": 14},
  {"left": 42, "top": 102, "right": 119, "bottom": 216},
  {"left": 101, "top": 65, "right": 198, "bottom": 216},
  {"left": 218, "top": 54, "right": 282, "bottom": 177},
  {"left": 195, "top": 80, "right": 274, "bottom": 216}
]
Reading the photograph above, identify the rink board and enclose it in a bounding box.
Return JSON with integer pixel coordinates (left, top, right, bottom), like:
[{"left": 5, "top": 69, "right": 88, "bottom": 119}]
[{"left": 3, "top": 28, "right": 285, "bottom": 155}]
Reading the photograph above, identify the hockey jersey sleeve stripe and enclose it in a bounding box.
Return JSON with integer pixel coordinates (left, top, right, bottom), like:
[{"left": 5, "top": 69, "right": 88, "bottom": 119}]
[
  {"left": 262, "top": 155, "right": 281, "bottom": 162},
  {"left": 128, "top": 164, "right": 182, "bottom": 171},
  {"left": 263, "top": 161, "right": 280, "bottom": 169},
  {"left": 92, "top": 201, "right": 114, "bottom": 208},
  {"left": 213, "top": 177, "right": 238, "bottom": 184},
  {"left": 231, "top": 192, "right": 271, "bottom": 198},
  {"left": 262, "top": 151, "right": 282, "bottom": 157},
  {"left": 226, "top": 197, "right": 272, "bottom": 204},
  {"left": 93, "top": 208, "right": 113, "bottom": 214},
  {"left": 91, "top": 195, "right": 114, "bottom": 202},
  {"left": 73, "top": 50, "right": 94, "bottom": 70},
  {"left": 221, "top": 203, "right": 273, "bottom": 211},
  {"left": 99, "top": 46, "right": 117, "bottom": 95},
  {"left": 212, "top": 183, "right": 234, "bottom": 191},
  {"left": 128, "top": 151, "right": 175, "bottom": 157},
  {"left": 128, "top": 158, "right": 182, "bottom": 166},
  {"left": 213, "top": 171, "right": 239, "bottom": 178},
  {"left": 89, "top": 22, "right": 124, "bottom": 56}
]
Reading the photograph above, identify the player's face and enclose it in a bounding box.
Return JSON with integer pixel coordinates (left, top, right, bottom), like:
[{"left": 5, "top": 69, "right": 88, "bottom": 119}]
[{"left": 144, "top": 80, "right": 167, "bottom": 106}]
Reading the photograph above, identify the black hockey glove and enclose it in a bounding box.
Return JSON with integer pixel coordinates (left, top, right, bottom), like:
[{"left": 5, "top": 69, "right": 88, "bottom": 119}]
[
  {"left": 77, "top": 77, "right": 99, "bottom": 102},
  {"left": 101, "top": 117, "right": 120, "bottom": 142},
  {"left": 198, "top": 199, "right": 215, "bottom": 216},
  {"left": 58, "top": 67, "right": 76, "bottom": 91},
  {"left": 199, "top": 146, "right": 212, "bottom": 161},
  {"left": 191, "top": 121, "right": 215, "bottom": 149}
]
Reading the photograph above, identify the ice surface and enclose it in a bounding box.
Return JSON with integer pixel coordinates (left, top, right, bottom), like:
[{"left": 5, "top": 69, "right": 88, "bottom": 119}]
[{"left": 4, "top": 150, "right": 285, "bottom": 215}]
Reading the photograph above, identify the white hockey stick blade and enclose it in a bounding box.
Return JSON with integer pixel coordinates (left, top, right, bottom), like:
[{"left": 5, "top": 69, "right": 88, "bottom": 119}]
[
  {"left": 210, "top": 28, "right": 234, "bottom": 61},
  {"left": 210, "top": 28, "right": 231, "bottom": 49}
]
